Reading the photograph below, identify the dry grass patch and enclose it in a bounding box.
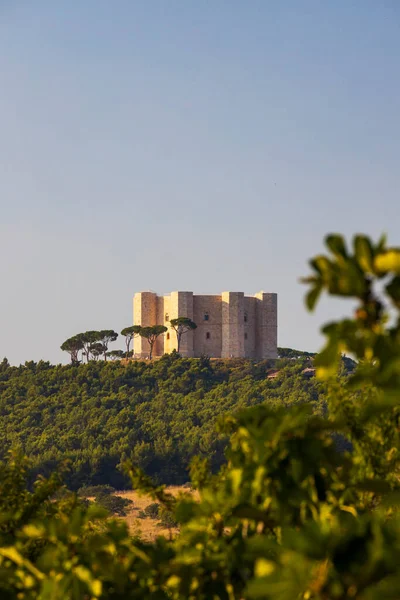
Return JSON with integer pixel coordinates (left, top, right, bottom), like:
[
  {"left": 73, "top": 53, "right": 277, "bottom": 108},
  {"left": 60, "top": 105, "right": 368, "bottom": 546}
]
[{"left": 115, "top": 486, "right": 197, "bottom": 541}]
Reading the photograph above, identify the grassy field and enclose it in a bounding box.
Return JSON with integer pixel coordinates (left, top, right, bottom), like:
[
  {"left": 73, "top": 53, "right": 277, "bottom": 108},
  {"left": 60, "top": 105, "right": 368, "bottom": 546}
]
[{"left": 114, "top": 486, "right": 196, "bottom": 541}]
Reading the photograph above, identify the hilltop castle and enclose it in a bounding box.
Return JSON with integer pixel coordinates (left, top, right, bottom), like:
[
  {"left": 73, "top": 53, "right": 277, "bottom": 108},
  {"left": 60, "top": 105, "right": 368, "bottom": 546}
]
[{"left": 133, "top": 291, "right": 277, "bottom": 360}]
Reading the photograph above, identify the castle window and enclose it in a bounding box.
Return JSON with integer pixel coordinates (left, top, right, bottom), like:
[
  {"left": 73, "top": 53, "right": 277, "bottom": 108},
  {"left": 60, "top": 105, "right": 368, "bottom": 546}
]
[
  {"left": 165, "top": 313, "right": 169, "bottom": 321},
  {"left": 166, "top": 333, "right": 170, "bottom": 340},
  {"left": 244, "top": 312, "right": 248, "bottom": 323},
  {"left": 206, "top": 332, "right": 210, "bottom": 339},
  {"left": 204, "top": 313, "right": 209, "bottom": 321},
  {"left": 244, "top": 332, "right": 248, "bottom": 340}
]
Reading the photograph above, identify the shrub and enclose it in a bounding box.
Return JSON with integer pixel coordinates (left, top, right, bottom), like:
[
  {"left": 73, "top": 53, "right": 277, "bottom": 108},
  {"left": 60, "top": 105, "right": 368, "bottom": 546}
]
[
  {"left": 158, "top": 506, "right": 178, "bottom": 528},
  {"left": 78, "top": 484, "right": 115, "bottom": 497},
  {"left": 142, "top": 502, "right": 160, "bottom": 519},
  {"left": 94, "top": 492, "right": 133, "bottom": 516}
]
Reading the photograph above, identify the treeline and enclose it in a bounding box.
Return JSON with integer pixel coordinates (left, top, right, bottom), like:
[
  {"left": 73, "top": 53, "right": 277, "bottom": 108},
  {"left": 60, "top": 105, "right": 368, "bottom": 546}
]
[
  {"left": 61, "top": 330, "right": 119, "bottom": 362},
  {"left": 0, "top": 353, "right": 329, "bottom": 490},
  {"left": 278, "top": 346, "right": 316, "bottom": 359},
  {"left": 61, "top": 317, "right": 197, "bottom": 362}
]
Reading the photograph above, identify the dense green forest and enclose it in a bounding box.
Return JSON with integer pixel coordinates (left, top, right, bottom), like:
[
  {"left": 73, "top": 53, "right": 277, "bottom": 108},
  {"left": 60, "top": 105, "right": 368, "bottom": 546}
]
[{"left": 0, "top": 351, "right": 334, "bottom": 489}]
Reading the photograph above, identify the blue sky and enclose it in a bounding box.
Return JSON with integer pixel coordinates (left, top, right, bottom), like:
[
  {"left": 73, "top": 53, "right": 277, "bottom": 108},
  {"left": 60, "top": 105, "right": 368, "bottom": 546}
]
[{"left": 1, "top": 1, "right": 399, "bottom": 364}]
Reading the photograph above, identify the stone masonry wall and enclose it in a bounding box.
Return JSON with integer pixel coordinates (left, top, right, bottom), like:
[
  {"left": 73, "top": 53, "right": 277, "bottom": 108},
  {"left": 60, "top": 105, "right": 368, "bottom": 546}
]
[
  {"left": 244, "top": 296, "right": 257, "bottom": 359},
  {"left": 155, "top": 296, "right": 165, "bottom": 356},
  {"left": 255, "top": 292, "right": 278, "bottom": 359},
  {"left": 169, "top": 292, "right": 194, "bottom": 357},
  {"left": 132, "top": 290, "right": 278, "bottom": 359},
  {"left": 193, "top": 295, "right": 222, "bottom": 358},
  {"left": 221, "top": 292, "right": 245, "bottom": 358},
  {"left": 162, "top": 296, "right": 172, "bottom": 354},
  {"left": 133, "top": 292, "right": 157, "bottom": 358}
]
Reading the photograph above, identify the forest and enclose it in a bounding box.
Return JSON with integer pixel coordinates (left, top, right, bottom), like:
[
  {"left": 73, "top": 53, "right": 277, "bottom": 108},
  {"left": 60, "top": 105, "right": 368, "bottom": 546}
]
[{"left": 0, "top": 350, "right": 331, "bottom": 489}]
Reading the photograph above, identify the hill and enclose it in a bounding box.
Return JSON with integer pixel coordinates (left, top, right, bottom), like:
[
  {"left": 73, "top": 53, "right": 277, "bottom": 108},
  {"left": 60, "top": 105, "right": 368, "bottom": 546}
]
[{"left": 0, "top": 351, "right": 342, "bottom": 489}]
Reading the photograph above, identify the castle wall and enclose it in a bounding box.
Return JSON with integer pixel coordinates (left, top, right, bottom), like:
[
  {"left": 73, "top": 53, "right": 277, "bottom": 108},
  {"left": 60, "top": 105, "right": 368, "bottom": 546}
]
[
  {"left": 244, "top": 296, "right": 257, "bottom": 359},
  {"left": 221, "top": 292, "right": 245, "bottom": 358},
  {"left": 155, "top": 295, "right": 165, "bottom": 356},
  {"left": 132, "top": 290, "right": 278, "bottom": 360},
  {"left": 162, "top": 296, "right": 172, "bottom": 354},
  {"left": 193, "top": 295, "right": 222, "bottom": 358}
]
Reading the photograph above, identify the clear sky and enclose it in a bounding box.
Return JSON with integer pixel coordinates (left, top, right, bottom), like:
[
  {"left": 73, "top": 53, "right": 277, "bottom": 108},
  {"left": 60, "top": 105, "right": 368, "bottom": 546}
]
[{"left": 1, "top": 1, "right": 399, "bottom": 365}]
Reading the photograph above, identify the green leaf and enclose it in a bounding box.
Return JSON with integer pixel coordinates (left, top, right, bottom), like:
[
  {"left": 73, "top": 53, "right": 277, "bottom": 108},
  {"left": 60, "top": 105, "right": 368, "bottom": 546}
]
[
  {"left": 325, "top": 234, "right": 347, "bottom": 258},
  {"left": 0, "top": 547, "right": 44, "bottom": 580},
  {"left": 22, "top": 523, "right": 46, "bottom": 538},
  {"left": 73, "top": 565, "right": 102, "bottom": 597},
  {"left": 354, "top": 235, "right": 374, "bottom": 273},
  {"left": 254, "top": 558, "right": 275, "bottom": 577},
  {"left": 310, "top": 256, "right": 331, "bottom": 275},
  {"left": 375, "top": 232, "right": 387, "bottom": 254},
  {"left": 305, "top": 282, "right": 323, "bottom": 311}
]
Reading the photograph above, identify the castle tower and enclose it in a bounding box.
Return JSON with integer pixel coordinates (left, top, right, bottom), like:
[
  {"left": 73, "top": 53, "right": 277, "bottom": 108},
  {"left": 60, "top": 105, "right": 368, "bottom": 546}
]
[
  {"left": 168, "top": 291, "right": 194, "bottom": 357},
  {"left": 221, "top": 292, "right": 245, "bottom": 358},
  {"left": 255, "top": 292, "right": 278, "bottom": 359},
  {"left": 133, "top": 292, "right": 157, "bottom": 358}
]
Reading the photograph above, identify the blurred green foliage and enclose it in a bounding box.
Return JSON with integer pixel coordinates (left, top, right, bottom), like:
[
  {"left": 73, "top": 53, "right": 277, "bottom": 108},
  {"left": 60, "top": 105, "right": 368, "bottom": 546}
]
[{"left": 0, "top": 233, "right": 399, "bottom": 599}]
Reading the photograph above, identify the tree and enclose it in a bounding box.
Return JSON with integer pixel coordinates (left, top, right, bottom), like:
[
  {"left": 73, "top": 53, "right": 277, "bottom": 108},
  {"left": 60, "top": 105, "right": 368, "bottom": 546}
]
[
  {"left": 0, "top": 357, "right": 10, "bottom": 372},
  {"left": 170, "top": 317, "right": 197, "bottom": 353},
  {"left": 139, "top": 325, "right": 167, "bottom": 359},
  {"left": 93, "top": 492, "right": 133, "bottom": 516},
  {"left": 60, "top": 334, "right": 84, "bottom": 364},
  {"left": 98, "top": 330, "right": 118, "bottom": 361},
  {"left": 106, "top": 350, "right": 125, "bottom": 360},
  {"left": 278, "top": 346, "right": 316, "bottom": 359},
  {"left": 89, "top": 342, "right": 106, "bottom": 361},
  {"left": 121, "top": 326, "right": 142, "bottom": 356},
  {"left": 80, "top": 331, "right": 101, "bottom": 362}
]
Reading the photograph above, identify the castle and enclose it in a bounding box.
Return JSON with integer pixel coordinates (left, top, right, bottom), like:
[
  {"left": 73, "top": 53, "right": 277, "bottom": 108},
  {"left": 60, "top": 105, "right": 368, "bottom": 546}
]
[{"left": 133, "top": 291, "right": 277, "bottom": 360}]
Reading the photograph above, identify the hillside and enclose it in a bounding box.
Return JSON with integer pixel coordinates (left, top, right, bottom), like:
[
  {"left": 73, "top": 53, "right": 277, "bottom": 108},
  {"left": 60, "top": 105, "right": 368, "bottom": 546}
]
[{"left": 0, "top": 352, "right": 332, "bottom": 489}]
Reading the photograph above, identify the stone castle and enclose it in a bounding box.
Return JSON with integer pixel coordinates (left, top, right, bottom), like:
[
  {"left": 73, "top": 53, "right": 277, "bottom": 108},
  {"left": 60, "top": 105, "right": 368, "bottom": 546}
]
[{"left": 133, "top": 291, "right": 277, "bottom": 359}]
